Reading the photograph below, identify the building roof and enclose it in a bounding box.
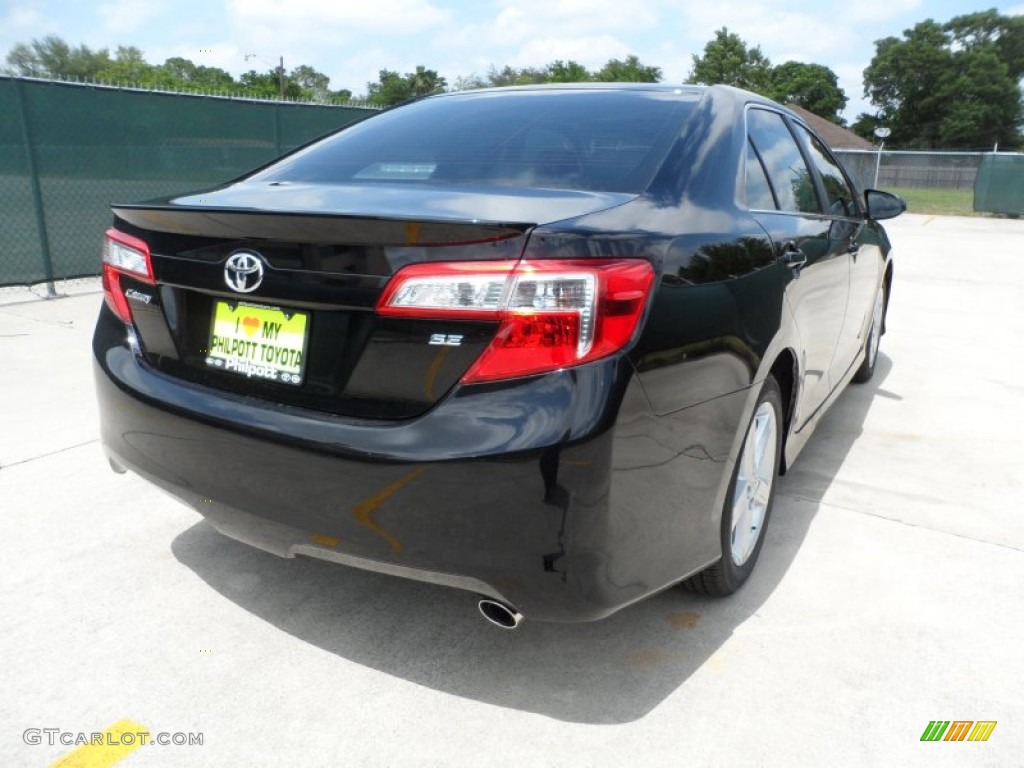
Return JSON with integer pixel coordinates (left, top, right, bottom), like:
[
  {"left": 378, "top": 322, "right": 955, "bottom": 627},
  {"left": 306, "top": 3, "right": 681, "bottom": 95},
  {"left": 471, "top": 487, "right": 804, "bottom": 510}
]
[{"left": 786, "top": 104, "right": 874, "bottom": 150}]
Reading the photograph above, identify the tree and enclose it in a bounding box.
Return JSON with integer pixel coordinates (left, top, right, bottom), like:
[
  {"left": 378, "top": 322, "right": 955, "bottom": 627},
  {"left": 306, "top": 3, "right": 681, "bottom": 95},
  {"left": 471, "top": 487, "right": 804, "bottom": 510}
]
[
  {"left": 545, "top": 60, "right": 590, "bottom": 83},
  {"left": 687, "top": 28, "right": 772, "bottom": 92},
  {"left": 4, "top": 35, "right": 111, "bottom": 79},
  {"left": 863, "top": 12, "right": 1023, "bottom": 148},
  {"left": 96, "top": 46, "right": 153, "bottom": 85},
  {"left": 2, "top": 35, "right": 359, "bottom": 102},
  {"left": 768, "top": 61, "right": 847, "bottom": 123},
  {"left": 850, "top": 113, "right": 883, "bottom": 142},
  {"left": 946, "top": 9, "right": 1024, "bottom": 79},
  {"left": 408, "top": 65, "right": 446, "bottom": 97},
  {"left": 366, "top": 66, "right": 446, "bottom": 106},
  {"left": 452, "top": 73, "right": 488, "bottom": 91},
  {"left": 289, "top": 64, "right": 330, "bottom": 100},
  {"left": 452, "top": 55, "right": 662, "bottom": 91},
  {"left": 286, "top": 64, "right": 353, "bottom": 102},
  {"left": 156, "top": 57, "right": 235, "bottom": 91},
  {"left": 483, "top": 65, "right": 549, "bottom": 87},
  {"left": 594, "top": 55, "right": 662, "bottom": 82},
  {"left": 366, "top": 69, "right": 413, "bottom": 106},
  {"left": 937, "top": 47, "right": 1021, "bottom": 147}
]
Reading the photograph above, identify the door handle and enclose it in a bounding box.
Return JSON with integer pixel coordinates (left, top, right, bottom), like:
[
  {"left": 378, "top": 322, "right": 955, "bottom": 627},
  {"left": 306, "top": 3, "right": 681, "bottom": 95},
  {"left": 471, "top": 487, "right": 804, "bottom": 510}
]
[{"left": 781, "top": 246, "right": 807, "bottom": 270}]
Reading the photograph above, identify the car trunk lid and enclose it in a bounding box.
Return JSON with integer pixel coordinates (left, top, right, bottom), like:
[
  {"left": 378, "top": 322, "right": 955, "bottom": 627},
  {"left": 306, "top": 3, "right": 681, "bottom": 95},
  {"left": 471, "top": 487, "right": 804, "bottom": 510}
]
[{"left": 109, "top": 182, "right": 635, "bottom": 420}]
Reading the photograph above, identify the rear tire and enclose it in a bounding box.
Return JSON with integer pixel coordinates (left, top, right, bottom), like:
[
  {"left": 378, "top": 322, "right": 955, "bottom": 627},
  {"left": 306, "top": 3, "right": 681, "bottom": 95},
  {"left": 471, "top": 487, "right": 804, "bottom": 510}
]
[
  {"left": 852, "top": 282, "right": 886, "bottom": 384},
  {"left": 686, "top": 376, "right": 783, "bottom": 597}
]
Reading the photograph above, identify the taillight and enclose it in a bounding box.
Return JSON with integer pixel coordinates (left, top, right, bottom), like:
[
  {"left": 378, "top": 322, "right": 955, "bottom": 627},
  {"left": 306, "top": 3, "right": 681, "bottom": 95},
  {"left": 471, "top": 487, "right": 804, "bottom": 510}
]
[
  {"left": 377, "top": 258, "right": 655, "bottom": 383},
  {"left": 102, "top": 228, "right": 154, "bottom": 323}
]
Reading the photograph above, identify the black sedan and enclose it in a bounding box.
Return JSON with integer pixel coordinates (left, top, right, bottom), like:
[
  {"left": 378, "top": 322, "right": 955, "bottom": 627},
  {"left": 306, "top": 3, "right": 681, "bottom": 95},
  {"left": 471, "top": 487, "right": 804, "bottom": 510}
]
[{"left": 94, "top": 84, "right": 904, "bottom": 627}]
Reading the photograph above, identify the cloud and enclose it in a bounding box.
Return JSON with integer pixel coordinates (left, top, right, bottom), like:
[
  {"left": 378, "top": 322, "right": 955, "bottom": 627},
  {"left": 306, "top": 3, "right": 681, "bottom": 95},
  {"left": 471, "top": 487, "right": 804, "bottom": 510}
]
[
  {"left": 431, "top": 0, "right": 663, "bottom": 72},
  {"left": 146, "top": 41, "right": 246, "bottom": 76},
  {"left": 99, "top": 0, "right": 169, "bottom": 35},
  {"left": 225, "top": 0, "right": 451, "bottom": 45},
  {"left": 0, "top": 2, "right": 46, "bottom": 42},
  {"left": 679, "top": 3, "right": 837, "bottom": 62},
  {"left": 834, "top": 62, "right": 872, "bottom": 118},
  {"left": 511, "top": 35, "right": 633, "bottom": 69},
  {"left": 843, "top": 0, "right": 923, "bottom": 24},
  {"left": 489, "top": 0, "right": 661, "bottom": 39}
]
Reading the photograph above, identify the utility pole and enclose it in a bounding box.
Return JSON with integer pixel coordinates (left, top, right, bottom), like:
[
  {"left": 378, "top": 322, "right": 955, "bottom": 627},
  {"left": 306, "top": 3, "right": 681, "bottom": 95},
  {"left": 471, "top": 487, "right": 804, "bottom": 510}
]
[{"left": 278, "top": 56, "right": 285, "bottom": 100}]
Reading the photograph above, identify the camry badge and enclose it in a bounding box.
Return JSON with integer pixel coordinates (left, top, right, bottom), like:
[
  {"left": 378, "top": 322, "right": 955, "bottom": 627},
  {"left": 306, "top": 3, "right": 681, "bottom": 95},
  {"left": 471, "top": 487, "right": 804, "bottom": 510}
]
[{"left": 224, "top": 252, "right": 264, "bottom": 293}]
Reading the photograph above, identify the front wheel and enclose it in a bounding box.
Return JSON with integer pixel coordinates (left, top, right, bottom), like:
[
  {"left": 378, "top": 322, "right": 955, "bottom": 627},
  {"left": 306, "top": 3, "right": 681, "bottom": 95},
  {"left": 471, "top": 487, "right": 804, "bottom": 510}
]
[
  {"left": 852, "top": 282, "right": 886, "bottom": 383},
  {"left": 686, "top": 376, "right": 783, "bottom": 597}
]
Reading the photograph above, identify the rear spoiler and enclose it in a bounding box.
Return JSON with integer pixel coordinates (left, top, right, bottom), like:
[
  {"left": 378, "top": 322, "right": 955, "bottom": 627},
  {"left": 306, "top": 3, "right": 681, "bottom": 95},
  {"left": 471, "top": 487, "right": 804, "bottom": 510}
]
[{"left": 111, "top": 205, "right": 532, "bottom": 246}]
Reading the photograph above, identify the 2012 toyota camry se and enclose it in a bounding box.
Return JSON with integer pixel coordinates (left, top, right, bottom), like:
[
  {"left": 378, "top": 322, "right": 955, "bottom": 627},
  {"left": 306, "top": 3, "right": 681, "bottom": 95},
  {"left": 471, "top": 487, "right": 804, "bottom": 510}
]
[{"left": 93, "top": 84, "right": 904, "bottom": 627}]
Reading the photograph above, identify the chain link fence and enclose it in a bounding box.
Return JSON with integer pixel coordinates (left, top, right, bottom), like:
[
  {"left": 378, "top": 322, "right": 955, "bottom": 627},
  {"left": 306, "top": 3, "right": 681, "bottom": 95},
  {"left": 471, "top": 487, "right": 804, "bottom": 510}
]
[
  {"left": 1, "top": 76, "right": 376, "bottom": 292},
  {"left": 4, "top": 80, "right": 1020, "bottom": 295},
  {"left": 834, "top": 149, "right": 986, "bottom": 192}
]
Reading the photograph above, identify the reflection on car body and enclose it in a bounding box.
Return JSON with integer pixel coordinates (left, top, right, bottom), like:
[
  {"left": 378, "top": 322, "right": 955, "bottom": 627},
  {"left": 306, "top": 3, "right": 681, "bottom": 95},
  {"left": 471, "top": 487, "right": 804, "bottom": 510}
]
[{"left": 94, "top": 84, "right": 903, "bottom": 627}]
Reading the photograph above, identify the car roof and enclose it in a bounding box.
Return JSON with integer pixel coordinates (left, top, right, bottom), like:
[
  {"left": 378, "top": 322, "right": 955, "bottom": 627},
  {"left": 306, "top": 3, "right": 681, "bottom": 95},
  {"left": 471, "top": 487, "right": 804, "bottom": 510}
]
[
  {"left": 431, "top": 82, "right": 707, "bottom": 98},
  {"left": 423, "top": 82, "right": 787, "bottom": 115}
]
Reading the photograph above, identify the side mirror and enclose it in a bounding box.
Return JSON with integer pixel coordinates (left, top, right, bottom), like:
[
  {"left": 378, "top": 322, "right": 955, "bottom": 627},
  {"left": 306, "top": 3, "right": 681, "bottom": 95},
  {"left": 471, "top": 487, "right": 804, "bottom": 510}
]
[{"left": 865, "top": 189, "right": 907, "bottom": 221}]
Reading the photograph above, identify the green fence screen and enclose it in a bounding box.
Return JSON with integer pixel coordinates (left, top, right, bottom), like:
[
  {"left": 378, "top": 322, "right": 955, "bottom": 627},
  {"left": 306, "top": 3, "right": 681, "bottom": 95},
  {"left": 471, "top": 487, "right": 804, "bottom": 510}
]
[
  {"left": 0, "top": 77, "right": 376, "bottom": 287},
  {"left": 974, "top": 154, "right": 1024, "bottom": 216}
]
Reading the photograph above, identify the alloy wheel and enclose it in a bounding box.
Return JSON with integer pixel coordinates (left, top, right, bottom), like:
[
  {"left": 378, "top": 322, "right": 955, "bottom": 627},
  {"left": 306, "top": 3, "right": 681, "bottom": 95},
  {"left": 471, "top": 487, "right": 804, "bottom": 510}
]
[{"left": 730, "top": 401, "right": 778, "bottom": 566}]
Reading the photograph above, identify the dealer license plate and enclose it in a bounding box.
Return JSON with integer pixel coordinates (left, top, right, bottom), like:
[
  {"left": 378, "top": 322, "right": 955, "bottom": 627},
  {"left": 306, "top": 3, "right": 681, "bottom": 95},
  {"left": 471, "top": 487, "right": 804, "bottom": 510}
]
[{"left": 206, "top": 300, "right": 309, "bottom": 386}]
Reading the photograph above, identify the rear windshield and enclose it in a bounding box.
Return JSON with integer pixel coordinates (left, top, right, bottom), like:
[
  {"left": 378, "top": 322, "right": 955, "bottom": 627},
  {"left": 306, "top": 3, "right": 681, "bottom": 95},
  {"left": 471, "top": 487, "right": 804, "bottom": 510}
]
[{"left": 252, "top": 89, "right": 698, "bottom": 193}]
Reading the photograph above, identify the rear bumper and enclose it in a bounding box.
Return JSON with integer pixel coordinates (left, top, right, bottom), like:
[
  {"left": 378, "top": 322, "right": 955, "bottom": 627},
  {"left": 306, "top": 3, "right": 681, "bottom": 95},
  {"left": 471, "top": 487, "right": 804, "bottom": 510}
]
[{"left": 94, "top": 305, "right": 737, "bottom": 622}]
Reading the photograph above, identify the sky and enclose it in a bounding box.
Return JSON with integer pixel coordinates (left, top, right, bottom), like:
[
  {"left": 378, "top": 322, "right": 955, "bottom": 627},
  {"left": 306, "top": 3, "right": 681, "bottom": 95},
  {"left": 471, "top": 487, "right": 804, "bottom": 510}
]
[{"left": 2, "top": 0, "right": 1022, "bottom": 120}]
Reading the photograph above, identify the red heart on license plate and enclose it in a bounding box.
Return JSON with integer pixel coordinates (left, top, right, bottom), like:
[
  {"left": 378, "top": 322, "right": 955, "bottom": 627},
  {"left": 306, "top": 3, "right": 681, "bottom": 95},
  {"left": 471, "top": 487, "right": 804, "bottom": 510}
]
[{"left": 242, "top": 316, "right": 260, "bottom": 336}]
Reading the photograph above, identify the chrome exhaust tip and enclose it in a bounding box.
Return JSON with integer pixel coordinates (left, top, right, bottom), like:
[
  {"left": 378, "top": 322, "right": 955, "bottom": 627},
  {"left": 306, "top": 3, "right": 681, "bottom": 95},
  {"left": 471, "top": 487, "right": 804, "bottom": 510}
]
[{"left": 478, "top": 598, "right": 523, "bottom": 629}]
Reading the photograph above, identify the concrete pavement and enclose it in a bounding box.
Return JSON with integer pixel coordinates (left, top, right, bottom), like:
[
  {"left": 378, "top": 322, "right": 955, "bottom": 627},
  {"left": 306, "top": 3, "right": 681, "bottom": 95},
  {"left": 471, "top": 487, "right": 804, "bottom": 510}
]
[{"left": 1, "top": 214, "right": 1022, "bottom": 766}]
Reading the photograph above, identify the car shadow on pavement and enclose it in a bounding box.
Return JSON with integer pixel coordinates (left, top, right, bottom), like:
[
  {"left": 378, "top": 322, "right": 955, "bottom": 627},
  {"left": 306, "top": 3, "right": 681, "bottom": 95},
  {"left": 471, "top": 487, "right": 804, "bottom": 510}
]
[{"left": 171, "top": 355, "right": 893, "bottom": 724}]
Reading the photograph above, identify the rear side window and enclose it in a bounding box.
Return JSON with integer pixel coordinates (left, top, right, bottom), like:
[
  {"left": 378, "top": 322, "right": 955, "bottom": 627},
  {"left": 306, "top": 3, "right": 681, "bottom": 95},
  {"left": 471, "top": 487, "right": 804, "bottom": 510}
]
[
  {"left": 253, "top": 90, "right": 697, "bottom": 193},
  {"left": 794, "top": 124, "right": 859, "bottom": 217},
  {"left": 746, "top": 109, "right": 820, "bottom": 214}
]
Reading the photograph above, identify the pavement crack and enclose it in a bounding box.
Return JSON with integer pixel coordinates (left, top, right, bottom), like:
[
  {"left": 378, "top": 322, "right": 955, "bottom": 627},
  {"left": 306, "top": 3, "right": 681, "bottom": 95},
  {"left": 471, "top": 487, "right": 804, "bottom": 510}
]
[
  {"left": 778, "top": 490, "right": 1024, "bottom": 554},
  {"left": 1, "top": 439, "right": 99, "bottom": 469}
]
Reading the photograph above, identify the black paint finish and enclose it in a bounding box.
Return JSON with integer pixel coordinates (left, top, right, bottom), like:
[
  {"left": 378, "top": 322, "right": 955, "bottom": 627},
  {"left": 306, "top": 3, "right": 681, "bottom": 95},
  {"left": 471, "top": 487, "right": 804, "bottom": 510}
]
[{"left": 93, "top": 84, "right": 897, "bottom": 622}]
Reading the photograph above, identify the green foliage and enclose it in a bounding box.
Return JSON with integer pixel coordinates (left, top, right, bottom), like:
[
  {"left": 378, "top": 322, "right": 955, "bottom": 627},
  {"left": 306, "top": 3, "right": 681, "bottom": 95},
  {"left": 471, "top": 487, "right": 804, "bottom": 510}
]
[
  {"left": 408, "top": 65, "right": 446, "bottom": 97},
  {"left": 3, "top": 35, "right": 355, "bottom": 104},
  {"left": 863, "top": 11, "right": 1024, "bottom": 148},
  {"left": 850, "top": 113, "right": 883, "bottom": 142},
  {"left": 768, "top": 61, "right": 847, "bottom": 124},
  {"left": 480, "top": 65, "right": 549, "bottom": 87},
  {"left": 4, "top": 35, "right": 112, "bottom": 79},
  {"left": 95, "top": 46, "right": 152, "bottom": 85},
  {"left": 545, "top": 60, "right": 590, "bottom": 83},
  {"left": 366, "top": 69, "right": 412, "bottom": 106},
  {"left": 687, "top": 29, "right": 848, "bottom": 124},
  {"left": 594, "top": 54, "right": 662, "bottom": 82},
  {"left": 290, "top": 64, "right": 332, "bottom": 101},
  {"left": 4, "top": 34, "right": 666, "bottom": 108},
  {"left": 886, "top": 186, "right": 975, "bottom": 217},
  {"left": 946, "top": 9, "right": 1024, "bottom": 79},
  {"left": 686, "top": 28, "right": 772, "bottom": 92},
  {"left": 450, "top": 55, "right": 662, "bottom": 92},
  {"left": 366, "top": 66, "right": 446, "bottom": 107},
  {"left": 158, "top": 57, "right": 235, "bottom": 90}
]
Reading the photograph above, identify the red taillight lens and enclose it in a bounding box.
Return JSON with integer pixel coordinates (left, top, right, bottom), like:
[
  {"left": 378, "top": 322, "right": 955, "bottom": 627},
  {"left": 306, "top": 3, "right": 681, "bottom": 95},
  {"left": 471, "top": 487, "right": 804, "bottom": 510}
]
[
  {"left": 102, "top": 228, "right": 154, "bottom": 323},
  {"left": 377, "top": 258, "right": 655, "bottom": 383}
]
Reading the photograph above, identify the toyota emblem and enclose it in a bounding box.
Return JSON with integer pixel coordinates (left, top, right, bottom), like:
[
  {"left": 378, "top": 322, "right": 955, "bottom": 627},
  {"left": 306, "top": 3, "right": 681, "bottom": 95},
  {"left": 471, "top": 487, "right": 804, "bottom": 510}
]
[{"left": 224, "top": 251, "right": 264, "bottom": 293}]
